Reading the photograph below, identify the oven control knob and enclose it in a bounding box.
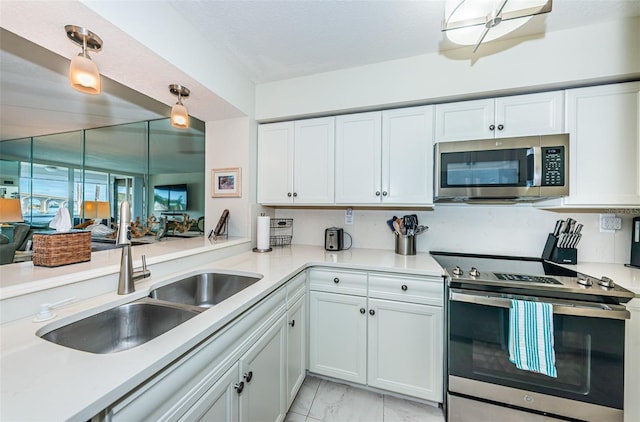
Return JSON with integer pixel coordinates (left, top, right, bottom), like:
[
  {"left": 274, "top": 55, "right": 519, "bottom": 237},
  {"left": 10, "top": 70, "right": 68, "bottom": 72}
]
[
  {"left": 598, "top": 276, "right": 615, "bottom": 288},
  {"left": 577, "top": 275, "right": 593, "bottom": 287},
  {"left": 469, "top": 267, "right": 480, "bottom": 277},
  {"left": 452, "top": 266, "right": 463, "bottom": 276}
]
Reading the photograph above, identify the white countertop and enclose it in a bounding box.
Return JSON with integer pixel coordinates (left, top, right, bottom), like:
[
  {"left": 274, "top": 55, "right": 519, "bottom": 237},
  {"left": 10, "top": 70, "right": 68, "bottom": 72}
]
[{"left": 0, "top": 244, "right": 444, "bottom": 421}]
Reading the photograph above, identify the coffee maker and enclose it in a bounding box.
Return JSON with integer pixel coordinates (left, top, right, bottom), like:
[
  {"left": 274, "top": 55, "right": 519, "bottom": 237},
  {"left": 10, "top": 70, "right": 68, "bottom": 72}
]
[{"left": 630, "top": 217, "right": 640, "bottom": 268}]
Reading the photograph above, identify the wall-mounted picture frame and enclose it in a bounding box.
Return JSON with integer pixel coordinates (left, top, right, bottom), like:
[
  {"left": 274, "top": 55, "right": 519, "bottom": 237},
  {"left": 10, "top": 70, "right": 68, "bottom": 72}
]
[{"left": 211, "top": 167, "right": 242, "bottom": 198}]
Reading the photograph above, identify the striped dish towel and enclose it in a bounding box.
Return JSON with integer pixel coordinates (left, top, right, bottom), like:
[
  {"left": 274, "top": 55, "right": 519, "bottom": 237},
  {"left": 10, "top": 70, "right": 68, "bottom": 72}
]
[{"left": 508, "top": 299, "right": 557, "bottom": 378}]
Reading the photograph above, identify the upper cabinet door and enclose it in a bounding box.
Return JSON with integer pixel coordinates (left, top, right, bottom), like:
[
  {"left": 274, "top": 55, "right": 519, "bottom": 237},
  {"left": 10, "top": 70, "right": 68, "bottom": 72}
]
[
  {"left": 257, "top": 122, "right": 294, "bottom": 204},
  {"left": 562, "top": 82, "right": 640, "bottom": 206},
  {"left": 293, "top": 117, "right": 335, "bottom": 204},
  {"left": 495, "top": 91, "right": 564, "bottom": 138},
  {"left": 335, "top": 112, "right": 383, "bottom": 204},
  {"left": 382, "top": 106, "right": 434, "bottom": 205},
  {"left": 434, "top": 99, "right": 494, "bottom": 142}
]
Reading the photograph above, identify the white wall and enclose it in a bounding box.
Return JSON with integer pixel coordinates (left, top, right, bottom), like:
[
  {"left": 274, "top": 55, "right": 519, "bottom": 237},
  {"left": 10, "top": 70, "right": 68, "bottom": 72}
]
[
  {"left": 275, "top": 206, "right": 636, "bottom": 264},
  {"left": 256, "top": 17, "right": 640, "bottom": 121}
]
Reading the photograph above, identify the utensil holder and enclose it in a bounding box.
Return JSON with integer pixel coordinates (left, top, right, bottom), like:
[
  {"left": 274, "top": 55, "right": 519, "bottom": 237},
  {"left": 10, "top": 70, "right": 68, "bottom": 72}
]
[
  {"left": 395, "top": 234, "right": 416, "bottom": 256},
  {"left": 541, "top": 233, "right": 577, "bottom": 264}
]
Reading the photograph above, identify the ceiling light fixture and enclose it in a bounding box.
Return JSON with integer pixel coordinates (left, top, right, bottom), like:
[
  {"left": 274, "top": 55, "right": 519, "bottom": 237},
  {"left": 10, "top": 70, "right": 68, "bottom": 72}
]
[
  {"left": 169, "top": 84, "right": 190, "bottom": 129},
  {"left": 442, "top": 0, "right": 552, "bottom": 53},
  {"left": 65, "top": 25, "right": 103, "bottom": 94}
]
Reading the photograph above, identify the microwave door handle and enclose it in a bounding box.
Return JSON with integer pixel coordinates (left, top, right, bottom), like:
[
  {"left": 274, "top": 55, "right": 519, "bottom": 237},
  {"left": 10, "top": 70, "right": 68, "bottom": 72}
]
[
  {"left": 449, "top": 290, "right": 629, "bottom": 320},
  {"left": 527, "top": 146, "right": 542, "bottom": 187}
]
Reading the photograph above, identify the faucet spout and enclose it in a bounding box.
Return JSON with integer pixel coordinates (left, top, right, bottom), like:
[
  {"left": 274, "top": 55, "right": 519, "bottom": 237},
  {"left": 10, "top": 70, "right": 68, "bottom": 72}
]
[{"left": 116, "top": 201, "right": 149, "bottom": 294}]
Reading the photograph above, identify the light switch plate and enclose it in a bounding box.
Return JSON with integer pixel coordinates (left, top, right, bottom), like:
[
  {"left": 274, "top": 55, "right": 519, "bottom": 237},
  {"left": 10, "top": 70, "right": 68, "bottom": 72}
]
[{"left": 600, "top": 213, "right": 621, "bottom": 232}]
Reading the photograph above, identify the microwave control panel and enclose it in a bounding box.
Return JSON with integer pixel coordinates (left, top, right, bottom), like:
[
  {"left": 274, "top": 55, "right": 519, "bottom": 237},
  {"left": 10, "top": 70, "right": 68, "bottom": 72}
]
[{"left": 541, "top": 146, "right": 565, "bottom": 186}]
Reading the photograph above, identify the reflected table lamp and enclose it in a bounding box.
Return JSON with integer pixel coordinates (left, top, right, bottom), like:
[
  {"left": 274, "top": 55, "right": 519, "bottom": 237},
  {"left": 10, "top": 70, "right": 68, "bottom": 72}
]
[
  {"left": 0, "top": 198, "right": 25, "bottom": 243},
  {"left": 83, "top": 201, "right": 111, "bottom": 224}
]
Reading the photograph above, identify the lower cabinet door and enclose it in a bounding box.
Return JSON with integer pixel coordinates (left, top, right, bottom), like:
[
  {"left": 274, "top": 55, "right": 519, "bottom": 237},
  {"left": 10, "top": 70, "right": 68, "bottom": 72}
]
[
  {"left": 309, "top": 291, "right": 367, "bottom": 384},
  {"left": 239, "top": 315, "right": 287, "bottom": 422},
  {"left": 179, "top": 363, "right": 239, "bottom": 422},
  {"left": 286, "top": 294, "right": 306, "bottom": 408},
  {"left": 367, "top": 298, "right": 443, "bottom": 402}
]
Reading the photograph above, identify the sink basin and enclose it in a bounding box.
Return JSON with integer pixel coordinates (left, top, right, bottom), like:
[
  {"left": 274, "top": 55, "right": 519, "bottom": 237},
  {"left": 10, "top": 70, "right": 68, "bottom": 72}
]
[
  {"left": 40, "top": 299, "right": 199, "bottom": 354},
  {"left": 150, "top": 272, "right": 262, "bottom": 308}
]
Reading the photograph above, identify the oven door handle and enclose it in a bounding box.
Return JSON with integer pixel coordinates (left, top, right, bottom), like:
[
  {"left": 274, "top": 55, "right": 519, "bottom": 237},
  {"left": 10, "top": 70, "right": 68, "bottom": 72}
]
[{"left": 450, "top": 290, "right": 630, "bottom": 320}]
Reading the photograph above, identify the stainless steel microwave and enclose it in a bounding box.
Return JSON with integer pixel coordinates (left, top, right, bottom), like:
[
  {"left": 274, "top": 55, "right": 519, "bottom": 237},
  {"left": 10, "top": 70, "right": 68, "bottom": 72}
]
[{"left": 434, "top": 134, "right": 569, "bottom": 202}]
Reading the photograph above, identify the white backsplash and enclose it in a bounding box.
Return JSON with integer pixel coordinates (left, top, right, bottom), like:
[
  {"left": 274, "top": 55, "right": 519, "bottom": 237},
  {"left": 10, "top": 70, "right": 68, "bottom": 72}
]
[{"left": 275, "top": 206, "right": 636, "bottom": 264}]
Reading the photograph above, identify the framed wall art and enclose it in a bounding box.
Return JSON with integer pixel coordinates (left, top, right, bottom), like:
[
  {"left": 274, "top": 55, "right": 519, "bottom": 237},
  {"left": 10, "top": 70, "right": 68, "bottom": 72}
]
[{"left": 211, "top": 167, "right": 242, "bottom": 198}]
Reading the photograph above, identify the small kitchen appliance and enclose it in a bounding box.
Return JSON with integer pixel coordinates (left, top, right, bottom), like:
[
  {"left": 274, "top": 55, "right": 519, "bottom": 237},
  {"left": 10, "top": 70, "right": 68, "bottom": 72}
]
[
  {"left": 629, "top": 216, "right": 640, "bottom": 268},
  {"left": 324, "top": 227, "right": 351, "bottom": 251},
  {"left": 434, "top": 134, "right": 569, "bottom": 202},
  {"left": 431, "top": 251, "right": 633, "bottom": 422}
]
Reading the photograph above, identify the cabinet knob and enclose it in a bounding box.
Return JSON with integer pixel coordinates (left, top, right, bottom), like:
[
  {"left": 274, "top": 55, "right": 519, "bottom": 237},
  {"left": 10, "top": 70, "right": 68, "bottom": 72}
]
[
  {"left": 287, "top": 192, "right": 292, "bottom": 197},
  {"left": 382, "top": 191, "right": 388, "bottom": 196},
  {"left": 289, "top": 319, "right": 295, "bottom": 327},
  {"left": 375, "top": 191, "right": 381, "bottom": 196},
  {"left": 489, "top": 124, "right": 496, "bottom": 131},
  {"left": 360, "top": 308, "right": 366, "bottom": 314},
  {"left": 243, "top": 371, "right": 253, "bottom": 383},
  {"left": 401, "top": 284, "right": 408, "bottom": 291},
  {"left": 293, "top": 192, "right": 298, "bottom": 197},
  {"left": 234, "top": 382, "right": 245, "bottom": 394},
  {"left": 369, "top": 309, "right": 375, "bottom": 316},
  {"left": 334, "top": 277, "right": 340, "bottom": 284},
  {"left": 497, "top": 124, "right": 504, "bottom": 131}
]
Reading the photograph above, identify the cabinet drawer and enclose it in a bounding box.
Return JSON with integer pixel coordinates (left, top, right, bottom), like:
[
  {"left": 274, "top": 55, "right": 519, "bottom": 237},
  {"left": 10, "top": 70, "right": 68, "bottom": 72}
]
[
  {"left": 368, "top": 273, "right": 443, "bottom": 306},
  {"left": 309, "top": 268, "right": 367, "bottom": 296}
]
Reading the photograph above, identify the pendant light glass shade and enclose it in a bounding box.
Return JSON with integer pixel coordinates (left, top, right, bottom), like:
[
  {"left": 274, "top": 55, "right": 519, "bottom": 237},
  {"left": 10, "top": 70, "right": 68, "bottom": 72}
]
[
  {"left": 171, "top": 103, "right": 189, "bottom": 129},
  {"left": 169, "top": 84, "right": 191, "bottom": 129},
  {"left": 70, "top": 53, "right": 101, "bottom": 94}
]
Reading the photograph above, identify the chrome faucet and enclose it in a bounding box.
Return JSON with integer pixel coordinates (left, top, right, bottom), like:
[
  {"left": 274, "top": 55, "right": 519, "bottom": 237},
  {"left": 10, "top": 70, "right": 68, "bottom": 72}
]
[{"left": 116, "top": 201, "right": 150, "bottom": 294}]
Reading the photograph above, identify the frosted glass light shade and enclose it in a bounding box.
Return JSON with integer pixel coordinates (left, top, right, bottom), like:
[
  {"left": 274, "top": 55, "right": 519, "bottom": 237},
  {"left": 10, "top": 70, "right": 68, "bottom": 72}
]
[
  {"left": 443, "top": 0, "right": 548, "bottom": 46},
  {"left": 171, "top": 103, "right": 190, "bottom": 129},
  {"left": 70, "top": 54, "right": 101, "bottom": 94},
  {"left": 0, "top": 199, "right": 24, "bottom": 223}
]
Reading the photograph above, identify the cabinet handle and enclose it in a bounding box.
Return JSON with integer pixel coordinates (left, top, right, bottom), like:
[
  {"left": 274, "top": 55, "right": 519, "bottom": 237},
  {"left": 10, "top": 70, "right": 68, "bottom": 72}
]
[
  {"left": 369, "top": 309, "right": 375, "bottom": 316},
  {"left": 234, "top": 382, "right": 245, "bottom": 394},
  {"left": 497, "top": 124, "right": 504, "bottom": 131},
  {"left": 287, "top": 192, "right": 292, "bottom": 197},
  {"left": 334, "top": 277, "right": 340, "bottom": 284},
  {"left": 401, "top": 284, "right": 408, "bottom": 291},
  {"left": 289, "top": 319, "right": 295, "bottom": 327},
  {"left": 360, "top": 308, "right": 366, "bottom": 314},
  {"left": 293, "top": 192, "right": 298, "bottom": 197},
  {"left": 382, "top": 191, "right": 388, "bottom": 196},
  {"left": 243, "top": 371, "right": 253, "bottom": 383},
  {"left": 489, "top": 124, "right": 496, "bottom": 131},
  {"left": 375, "top": 191, "right": 381, "bottom": 196}
]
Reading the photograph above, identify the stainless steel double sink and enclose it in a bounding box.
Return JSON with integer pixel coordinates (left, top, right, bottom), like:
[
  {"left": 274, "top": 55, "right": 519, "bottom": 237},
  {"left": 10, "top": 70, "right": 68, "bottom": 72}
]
[{"left": 40, "top": 271, "right": 262, "bottom": 354}]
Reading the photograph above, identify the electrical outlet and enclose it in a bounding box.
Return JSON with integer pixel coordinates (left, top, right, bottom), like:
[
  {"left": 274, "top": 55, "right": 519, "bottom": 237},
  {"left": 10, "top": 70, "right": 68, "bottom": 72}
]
[
  {"left": 345, "top": 207, "right": 354, "bottom": 225},
  {"left": 600, "top": 214, "right": 622, "bottom": 232}
]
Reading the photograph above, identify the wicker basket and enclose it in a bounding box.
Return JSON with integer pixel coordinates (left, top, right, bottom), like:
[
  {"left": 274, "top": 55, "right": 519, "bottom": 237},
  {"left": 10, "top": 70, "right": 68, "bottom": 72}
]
[{"left": 33, "top": 231, "right": 91, "bottom": 267}]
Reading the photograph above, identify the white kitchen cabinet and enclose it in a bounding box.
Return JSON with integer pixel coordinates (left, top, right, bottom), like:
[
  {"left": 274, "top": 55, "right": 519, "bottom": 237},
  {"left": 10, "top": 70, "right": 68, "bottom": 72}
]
[
  {"left": 308, "top": 268, "right": 444, "bottom": 402},
  {"left": 285, "top": 294, "right": 306, "bottom": 408},
  {"left": 367, "top": 298, "right": 443, "bottom": 402},
  {"left": 239, "top": 314, "right": 287, "bottom": 422},
  {"left": 434, "top": 91, "right": 564, "bottom": 142},
  {"left": 538, "top": 82, "right": 640, "bottom": 208},
  {"left": 257, "top": 117, "right": 335, "bottom": 205},
  {"left": 309, "top": 290, "right": 368, "bottom": 384},
  {"left": 335, "top": 106, "right": 434, "bottom": 205}
]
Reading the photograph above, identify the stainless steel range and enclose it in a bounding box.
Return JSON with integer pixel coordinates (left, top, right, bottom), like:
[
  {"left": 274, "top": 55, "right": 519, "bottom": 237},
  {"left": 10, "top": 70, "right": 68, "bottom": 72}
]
[{"left": 431, "top": 251, "right": 634, "bottom": 422}]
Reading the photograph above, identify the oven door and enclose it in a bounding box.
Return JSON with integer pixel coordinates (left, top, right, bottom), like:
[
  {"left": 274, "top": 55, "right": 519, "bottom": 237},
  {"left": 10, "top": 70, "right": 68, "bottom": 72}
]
[{"left": 448, "top": 289, "right": 626, "bottom": 421}]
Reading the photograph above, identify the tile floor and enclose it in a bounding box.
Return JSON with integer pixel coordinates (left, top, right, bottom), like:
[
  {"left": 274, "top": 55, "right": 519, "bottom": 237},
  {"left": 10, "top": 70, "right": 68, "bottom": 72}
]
[{"left": 285, "top": 376, "right": 445, "bottom": 422}]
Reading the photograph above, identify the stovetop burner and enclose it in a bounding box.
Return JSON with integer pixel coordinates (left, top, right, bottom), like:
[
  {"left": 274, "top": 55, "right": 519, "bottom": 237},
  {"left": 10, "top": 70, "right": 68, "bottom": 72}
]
[{"left": 430, "top": 251, "right": 634, "bottom": 303}]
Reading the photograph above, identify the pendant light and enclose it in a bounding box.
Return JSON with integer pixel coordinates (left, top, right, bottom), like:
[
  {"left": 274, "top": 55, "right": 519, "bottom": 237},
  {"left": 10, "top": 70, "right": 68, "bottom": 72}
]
[
  {"left": 169, "top": 84, "right": 190, "bottom": 129},
  {"left": 65, "top": 25, "right": 103, "bottom": 94},
  {"left": 442, "top": 0, "right": 552, "bottom": 53}
]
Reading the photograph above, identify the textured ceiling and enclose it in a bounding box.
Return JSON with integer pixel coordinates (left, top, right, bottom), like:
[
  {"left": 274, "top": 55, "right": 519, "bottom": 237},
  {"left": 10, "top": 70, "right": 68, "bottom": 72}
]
[{"left": 170, "top": 0, "right": 640, "bottom": 83}]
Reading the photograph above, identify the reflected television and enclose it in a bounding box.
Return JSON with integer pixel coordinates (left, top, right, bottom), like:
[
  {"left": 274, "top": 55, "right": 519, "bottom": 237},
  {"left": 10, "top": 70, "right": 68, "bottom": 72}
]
[{"left": 154, "top": 184, "right": 188, "bottom": 211}]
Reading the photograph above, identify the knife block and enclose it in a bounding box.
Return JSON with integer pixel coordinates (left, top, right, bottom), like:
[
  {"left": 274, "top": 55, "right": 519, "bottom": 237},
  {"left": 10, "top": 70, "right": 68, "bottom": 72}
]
[{"left": 542, "top": 233, "right": 577, "bottom": 265}]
